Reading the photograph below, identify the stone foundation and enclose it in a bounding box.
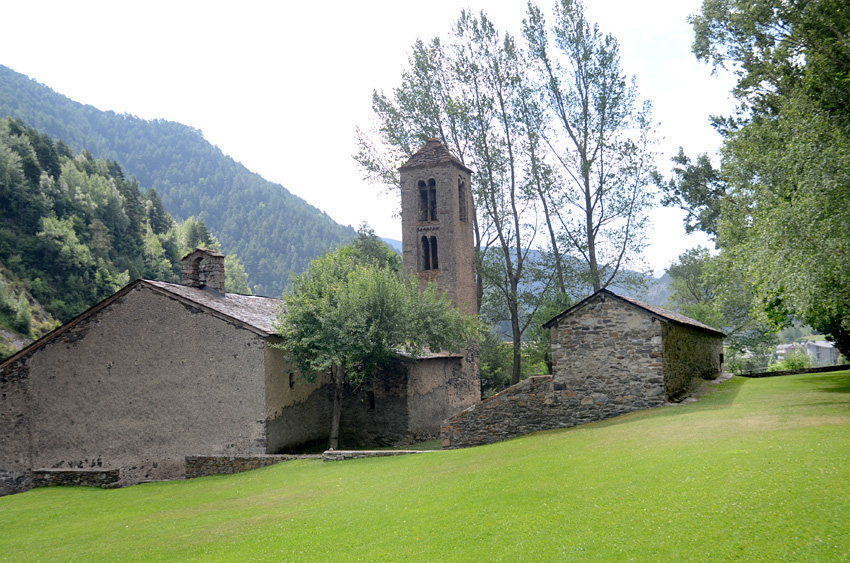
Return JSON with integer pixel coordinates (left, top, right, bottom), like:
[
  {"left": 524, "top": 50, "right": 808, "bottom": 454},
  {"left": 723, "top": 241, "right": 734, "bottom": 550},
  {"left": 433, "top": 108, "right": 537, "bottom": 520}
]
[
  {"left": 321, "top": 450, "right": 431, "bottom": 461},
  {"left": 31, "top": 468, "right": 121, "bottom": 488},
  {"left": 185, "top": 454, "right": 321, "bottom": 478}
]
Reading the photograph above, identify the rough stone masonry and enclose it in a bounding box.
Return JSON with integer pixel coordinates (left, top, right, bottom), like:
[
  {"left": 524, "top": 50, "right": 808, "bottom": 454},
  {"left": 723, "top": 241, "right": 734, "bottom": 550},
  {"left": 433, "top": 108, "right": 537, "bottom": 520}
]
[{"left": 442, "top": 290, "right": 724, "bottom": 448}]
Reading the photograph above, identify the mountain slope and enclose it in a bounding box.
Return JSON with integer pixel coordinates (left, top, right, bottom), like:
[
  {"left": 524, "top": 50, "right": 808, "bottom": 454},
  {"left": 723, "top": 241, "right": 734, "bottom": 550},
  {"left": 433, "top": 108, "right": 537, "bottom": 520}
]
[{"left": 0, "top": 65, "right": 355, "bottom": 296}]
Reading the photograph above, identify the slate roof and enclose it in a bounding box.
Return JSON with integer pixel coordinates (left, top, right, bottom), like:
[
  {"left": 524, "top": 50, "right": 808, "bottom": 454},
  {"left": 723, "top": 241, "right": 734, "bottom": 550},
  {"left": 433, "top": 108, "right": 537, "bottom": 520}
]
[
  {"left": 399, "top": 138, "right": 472, "bottom": 173},
  {"left": 145, "top": 280, "right": 282, "bottom": 335},
  {"left": 542, "top": 288, "right": 726, "bottom": 337},
  {"left": 0, "top": 276, "right": 472, "bottom": 370}
]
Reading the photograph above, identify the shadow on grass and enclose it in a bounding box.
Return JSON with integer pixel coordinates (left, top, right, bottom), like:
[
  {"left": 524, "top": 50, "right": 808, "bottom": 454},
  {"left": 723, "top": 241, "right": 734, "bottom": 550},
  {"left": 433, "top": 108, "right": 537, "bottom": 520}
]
[{"left": 798, "top": 372, "right": 850, "bottom": 394}]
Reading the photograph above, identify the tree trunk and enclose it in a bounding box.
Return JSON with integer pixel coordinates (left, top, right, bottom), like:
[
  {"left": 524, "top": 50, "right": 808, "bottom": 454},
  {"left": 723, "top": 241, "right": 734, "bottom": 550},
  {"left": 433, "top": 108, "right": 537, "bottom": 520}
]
[
  {"left": 328, "top": 363, "right": 344, "bottom": 450},
  {"left": 511, "top": 314, "right": 523, "bottom": 385}
]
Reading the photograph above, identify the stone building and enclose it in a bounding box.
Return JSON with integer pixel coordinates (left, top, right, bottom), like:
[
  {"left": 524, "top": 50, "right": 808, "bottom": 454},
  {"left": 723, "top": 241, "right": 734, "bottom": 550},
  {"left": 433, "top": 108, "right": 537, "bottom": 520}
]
[
  {"left": 0, "top": 240, "right": 480, "bottom": 495},
  {"left": 442, "top": 289, "right": 725, "bottom": 448}
]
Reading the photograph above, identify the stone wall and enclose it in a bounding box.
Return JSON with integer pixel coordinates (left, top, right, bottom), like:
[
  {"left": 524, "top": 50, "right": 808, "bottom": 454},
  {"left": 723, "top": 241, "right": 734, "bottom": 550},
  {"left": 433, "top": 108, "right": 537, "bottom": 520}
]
[
  {"left": 550, "top": 295, "right": 666, "bottom": 410},
  {"left": 441, "top": 376, "right": 556, "bottom": 448},
  {"left": 322, "top": 450, "right": 429, "bottom": 461},
  {"left": 340, "top": 357, "right": 411, "bottom": 448},
  {"left": 264, "top": 340, "right": 334, "bottom": 452},
  {"left": 31, "top": 469, "right": 120, "bottom": 488},
  {"left": 0, "top": 358, "right": 32, "bottom": 496},
  {"left": 407, "top": 348, "right": 480, "bottom": 443},
  {"left": 442, "top": 293, "right": 725, "bottom": 449},
  {"left": 662, "top": 323, "right": 723, "bottom": 397},
  {"left": 185, "top": 454, "right": 320, "bottom": 478},
  {"left": 0, "top": 283, "right": 269, "bottom": 494}
]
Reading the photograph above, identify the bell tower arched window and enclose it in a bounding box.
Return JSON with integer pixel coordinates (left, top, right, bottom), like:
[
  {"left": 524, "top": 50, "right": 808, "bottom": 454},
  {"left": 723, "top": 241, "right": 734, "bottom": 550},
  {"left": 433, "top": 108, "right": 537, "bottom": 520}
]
[
  {"left": 458, "top": 177, "right": 467, "bottom": 222},
  {"left": 421, "top": 235, "right": 439, "bottom": 271},
  {"left": 430, "top": 236, "right": 438, "bottom": 269},
  {"left": 418, "top": 178, "right": 437, "bottom": 222}
]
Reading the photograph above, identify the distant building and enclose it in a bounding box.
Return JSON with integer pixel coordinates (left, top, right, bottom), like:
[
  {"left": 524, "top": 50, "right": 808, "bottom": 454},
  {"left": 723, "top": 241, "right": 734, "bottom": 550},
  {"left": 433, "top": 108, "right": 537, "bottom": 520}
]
[
  {"left": 776, "top": 343, "right": 800, "bottom": 361},
  {"left": 804, "top": 341, "right": 840, "bottom": 366},
  {"left": 775, "top": 340, "right": 840, "bottom": 367}
]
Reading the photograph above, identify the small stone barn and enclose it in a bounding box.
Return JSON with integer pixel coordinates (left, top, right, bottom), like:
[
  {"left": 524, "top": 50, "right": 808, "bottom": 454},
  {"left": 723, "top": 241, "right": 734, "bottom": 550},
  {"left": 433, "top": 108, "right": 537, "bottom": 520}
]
[
  {"left": 442, "top": 289, "right": 725, "bottom": 448},
  {"left": 544, "top": 289, "right": 725, "bottom": 403},
  {"left": 0, "top": 249, "right": 479, "bottom": 496}
]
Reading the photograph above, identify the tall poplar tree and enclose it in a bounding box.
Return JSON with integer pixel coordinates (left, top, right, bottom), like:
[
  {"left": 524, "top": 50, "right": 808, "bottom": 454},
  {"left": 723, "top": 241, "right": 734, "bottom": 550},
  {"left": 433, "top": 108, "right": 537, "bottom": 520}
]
[{"left": 355, "top": 1, "right": 657, "bottom": 384}]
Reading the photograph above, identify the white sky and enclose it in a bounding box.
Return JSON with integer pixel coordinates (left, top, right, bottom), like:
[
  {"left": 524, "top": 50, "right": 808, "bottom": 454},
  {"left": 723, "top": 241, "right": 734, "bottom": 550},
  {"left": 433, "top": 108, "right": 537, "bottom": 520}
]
[{"left": 0, "top": 0, "right": 735, "bottom": 276}]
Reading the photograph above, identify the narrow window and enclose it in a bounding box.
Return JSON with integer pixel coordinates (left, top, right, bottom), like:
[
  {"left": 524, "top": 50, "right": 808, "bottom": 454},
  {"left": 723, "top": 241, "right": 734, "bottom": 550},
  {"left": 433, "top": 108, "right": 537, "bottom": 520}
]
[
  {"left": 422, "top": 236, "right": 431, "bottom": 270},
  {"left": 458, "top": 177, "right": 467, "bottom": 222},
  {"left": 289, "top": 372, "right": 295, "bottom": 390},
  {"left": 367, "top": 391, "right": 375, "bottom": 412},
  {"left": 430, "top": 236, "right": 439, "bottom": 270},
  {"left": 428, "top": 178, "right": 437, "bottom": 221},
  {"left": 418, "top": 180, "right": 429, "bottom": 222}
]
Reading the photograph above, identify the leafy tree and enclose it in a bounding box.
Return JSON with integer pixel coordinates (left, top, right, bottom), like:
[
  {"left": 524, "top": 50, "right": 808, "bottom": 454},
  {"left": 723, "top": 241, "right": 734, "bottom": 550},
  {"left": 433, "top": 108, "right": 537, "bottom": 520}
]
[
  {"left": 178, "top": 216, "right": 213, "bottom": 250},
  {"left": 768, "top": 348, "right": 812, "bottom": 372},
  {"left": 144, "top": 188, "right": 172, "bottom": 235},
  {"left": 675, "top": 0, "right": 850, "bottom": 358},
  {"left": 273, "top": 229, "right": 475, "bottom": 449},
  {"left": 659, "top": 148, "right": 725, "bottom": 238},
  {"left": 0, "top": 115, "right": 254, "bottom": 350}
]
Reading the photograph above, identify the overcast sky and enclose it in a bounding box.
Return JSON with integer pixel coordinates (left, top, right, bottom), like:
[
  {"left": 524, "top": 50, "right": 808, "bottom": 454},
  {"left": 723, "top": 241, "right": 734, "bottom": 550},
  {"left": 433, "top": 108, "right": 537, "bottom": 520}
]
[{"left": 1, "top": 0, "right": 735, "bottom": 276}]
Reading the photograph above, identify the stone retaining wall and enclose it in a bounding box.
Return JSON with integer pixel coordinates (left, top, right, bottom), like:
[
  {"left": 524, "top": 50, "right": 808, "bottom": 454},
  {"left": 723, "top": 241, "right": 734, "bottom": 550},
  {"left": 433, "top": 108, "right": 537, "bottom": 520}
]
[
  {"left": 740, "top": 364, "right": 850, "bottom": 378},
  {"left": 441, "top": 376, "right": 558, "bottom": 449},
  {"left": 185, "top": 454, "right": 321, "bottom": 478},
  {"left": 321, "top": 450, "right": 430, "bottom": 461},
  {"left": 441, "top": 370, "right": 673, "bottom": 449},
  {"left": 31, "top": 468, "right": 121, "bottom": 488}
]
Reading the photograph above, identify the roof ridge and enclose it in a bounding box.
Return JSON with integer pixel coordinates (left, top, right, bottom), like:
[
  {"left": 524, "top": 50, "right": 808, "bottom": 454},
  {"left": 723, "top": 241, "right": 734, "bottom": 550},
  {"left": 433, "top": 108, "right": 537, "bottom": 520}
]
[{"left": 398, "top": 138, "right": 472, "bottom": 173}]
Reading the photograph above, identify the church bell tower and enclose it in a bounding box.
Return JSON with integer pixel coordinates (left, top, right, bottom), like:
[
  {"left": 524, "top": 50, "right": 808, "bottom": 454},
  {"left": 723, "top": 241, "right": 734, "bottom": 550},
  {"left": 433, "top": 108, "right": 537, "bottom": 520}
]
[{"left": 399, "top": 139, "right": 477, "bottom": 316}]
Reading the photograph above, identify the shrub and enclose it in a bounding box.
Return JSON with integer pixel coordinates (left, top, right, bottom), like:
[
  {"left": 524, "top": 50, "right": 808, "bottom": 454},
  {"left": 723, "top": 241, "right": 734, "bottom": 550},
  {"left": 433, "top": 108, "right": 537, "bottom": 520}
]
[{"left": 768, "top": 349, "right": 812, "bottom": 372}]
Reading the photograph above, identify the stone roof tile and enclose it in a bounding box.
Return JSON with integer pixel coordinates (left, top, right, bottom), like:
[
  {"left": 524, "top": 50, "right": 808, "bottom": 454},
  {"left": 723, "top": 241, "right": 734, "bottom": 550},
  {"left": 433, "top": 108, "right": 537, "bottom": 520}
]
[
  {"left": 399, "top": 138, "right": 472, "bottom": 173},
  {"left": 145, "top": 280, "right": 282, "bottom": 335}
]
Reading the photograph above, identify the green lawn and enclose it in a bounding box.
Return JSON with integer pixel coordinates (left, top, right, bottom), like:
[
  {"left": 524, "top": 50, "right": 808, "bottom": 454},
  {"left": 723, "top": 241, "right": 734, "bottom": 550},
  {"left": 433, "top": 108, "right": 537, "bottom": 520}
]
[{"left": 2, "top": 372, "right": 849, "bottom": 562}]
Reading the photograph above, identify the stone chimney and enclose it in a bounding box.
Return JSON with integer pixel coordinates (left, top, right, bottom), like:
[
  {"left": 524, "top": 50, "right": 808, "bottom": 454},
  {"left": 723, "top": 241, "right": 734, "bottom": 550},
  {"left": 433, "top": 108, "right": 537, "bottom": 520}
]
[{"left": 181, "top": 248, "right": 225, "bottom": 294}]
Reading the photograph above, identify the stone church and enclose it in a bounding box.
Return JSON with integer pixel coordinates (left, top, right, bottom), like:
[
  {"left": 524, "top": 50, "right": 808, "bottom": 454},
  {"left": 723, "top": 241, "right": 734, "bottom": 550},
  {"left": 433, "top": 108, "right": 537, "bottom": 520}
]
[{"left": 0, "top": 140, "right": 480, "bottom": 496}]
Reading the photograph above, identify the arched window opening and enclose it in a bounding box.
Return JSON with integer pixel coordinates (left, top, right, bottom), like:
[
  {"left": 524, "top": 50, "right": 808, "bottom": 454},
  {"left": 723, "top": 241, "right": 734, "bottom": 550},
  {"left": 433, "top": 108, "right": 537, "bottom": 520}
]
[
  {"left": 421, "top": 236, "right": 439, "bottom": 271},
  {"left": 458, "top": 177, "right": 467, "bottom": 222},
  {"left": 430, "top": 236, "right": 439, "bottom": 270},
  {"left": 421, "top": 236, "right": 431, "bottom": 270},
  {"left": 418, "top": 180, "right": 429, "bottom": 222},
  {"left": 418, "top": 179, "right": 438, "bottom": 222},
  {"left": 428, "top": 178, "right": 437, "bottom": 221}
]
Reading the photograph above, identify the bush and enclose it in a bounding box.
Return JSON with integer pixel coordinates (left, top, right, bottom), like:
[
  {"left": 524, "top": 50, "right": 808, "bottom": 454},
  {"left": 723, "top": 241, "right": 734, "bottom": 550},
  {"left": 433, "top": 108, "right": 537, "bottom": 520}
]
[{"left": 768, "top": 349, "right": 812, "bottom": 372}]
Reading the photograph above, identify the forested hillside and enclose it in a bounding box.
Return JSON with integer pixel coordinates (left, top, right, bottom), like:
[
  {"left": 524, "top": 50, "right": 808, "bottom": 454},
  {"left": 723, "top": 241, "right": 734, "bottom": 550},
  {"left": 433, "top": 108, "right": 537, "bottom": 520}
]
[
  {"left": 0, "top": 65, "right": 355, "bottom": 296},
  {"left": 0, "top": 116, "right": 249, "bottom": 358}
]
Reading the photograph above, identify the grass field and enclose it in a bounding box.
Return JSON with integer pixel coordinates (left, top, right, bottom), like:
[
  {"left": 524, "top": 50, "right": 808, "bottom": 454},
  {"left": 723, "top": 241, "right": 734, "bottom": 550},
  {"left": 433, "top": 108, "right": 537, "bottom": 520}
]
[{"left": 1, "top": 372, "right": 849, "bottom": 562}]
